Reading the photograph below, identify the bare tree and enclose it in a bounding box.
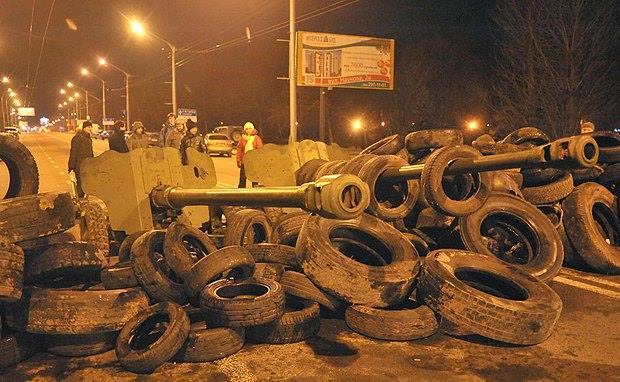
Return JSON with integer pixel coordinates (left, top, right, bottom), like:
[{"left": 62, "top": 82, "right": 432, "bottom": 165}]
[{"left": 491, "top": 0, "right": 619, "bottom": 137}]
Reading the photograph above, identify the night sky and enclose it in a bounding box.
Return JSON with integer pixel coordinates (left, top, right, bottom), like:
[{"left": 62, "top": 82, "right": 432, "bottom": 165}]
[{"left": 0, "top": 0, "right": 492, "bottom": 141}]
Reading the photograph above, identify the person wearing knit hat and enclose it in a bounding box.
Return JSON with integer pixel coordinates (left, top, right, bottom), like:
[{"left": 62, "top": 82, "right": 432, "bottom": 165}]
[
  {"left": 236, "top": 121, "right": 263, "bottom": 188},
  {"left": 108, "top": 120, "right": 128, "bottom": 153},
  {"left": 68, "top": 120, "right": 94, "bottom": 197},
  {"left": 180, "top": 119, "right": 205, "bottom": 164},
  {"left": 126, "top": 121, "right": 150, "bottom": 150}
]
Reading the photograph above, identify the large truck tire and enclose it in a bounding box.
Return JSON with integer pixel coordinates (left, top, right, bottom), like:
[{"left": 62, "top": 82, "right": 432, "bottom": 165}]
[{"left": 0, "top": 135, "right": 39, "bottom": 199}]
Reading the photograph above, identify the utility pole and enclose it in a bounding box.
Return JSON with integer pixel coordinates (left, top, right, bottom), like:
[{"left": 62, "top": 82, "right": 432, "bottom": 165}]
[
  {"left": 125, "top": 75, "right": 130, "bottom": 127},
  {"left": 319, "top": 88, "right": 326, "bottom": 142},
  {"left": 85, "top": 90, "right": 89, "bottom": 119},
  {"left": 1, "top": 96, "right": 5, "bottom": 128},
  {"left": 101, "top": 79, "right": 106, "bottom": 122},
  {"left": 289, "top": 0, "right": 297, "bottom": 143},
  {"left": 171, "top": 45, "right": 177, "bottom": 115}
]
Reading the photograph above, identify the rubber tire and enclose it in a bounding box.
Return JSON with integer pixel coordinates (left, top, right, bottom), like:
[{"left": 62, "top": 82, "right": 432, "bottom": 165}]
[
  {"left": 0, "top": 241, "right": 24, "bottom": 302},
  {"left": 340, "top": 154, "right": 377, "bottom": 176},
  {"left": 405, "top": 129, "right": 463, "bottom": 153},
  {"left": 357, "top": 155, "right": 419, "bottom": 221},
  {"left": 25, "top": 241, "right": 101, "bottom": 285},
  {"left": 164, "top": 222, "right": 218, "bottom": 279},
  {"left": 272, "top": 212, "right": 309, "bottom": 247},
  {"left": 101, "top": 261, "right": 138, "bottom": 289},
  {"left": 16, "top": 229, "right": 78, "bottom": 253},
  {"left": 562, "top": 182, "right": 620, "bottom": 274},
  {"left": 0, "top": 134, "right": 39, "bottom": 199},
  {"left": 521, "top": 172, "right": 574, "bottom": 205},
  {"left": 223, "top": 209, "right": 273, "bottom": 247},
  {"left": 279, "top": 270, "right": 343, "bottom": 312},
  {"left": 254, "top": 262, "right": 286, "bottom": 281},
  {"left": 295, "top": 159, "right": 328, "bottom": 186},
  {"left": 118, "top": 230, "right": 148, "bottom": 262},
  {"left": 45, "top": 332, "right": 117, "bottom": 357},
  {"left": 246, "top": 297, "right": 320, "bottom": 344},
  {"left": 597, "top": 163, "right": 620, "bottom": 187},
  {"left": 571, "top": 166, "right": 605, "bottom": 185},
  {"left": 313, "top": 160, "right": 347, "bottom": 180},
  {"left": 360, "top": 134, "right": 403, "bottom": 156},
  {"left": 131, "top": 230, "right": 188, "bottom": 304},
  {"left": 0, "top": 332, "right": 39, "bottom": 368},
  {"left": 500, "top": 127, "right": 550, "bottom": 146},
  {"left": 345, "top": 300, "right": 438, "bottom": 341},
  {"left": 521, "top": 167, "right": 565, "bottom": 188},
  {"left": 418, "top": 249, "right": 563, "bottom": 345},
  {"left": 174, "top": 323, "right": 245, "bottom": 363},
  {"left": 0, "top": 192, "right": 76, "bottom": 243},
  {"left": 246, "top": 243, "right": 300, "bottom": 268},
  {"left": 80, "top": 199, "right": 110, "bottom": 259},
  {"left": 200, "top": 277, "right": 285, "bottom": 327},
  {"left": 458, "top": 193, "right": 564, "bottom": 281},
  {"left": 183, "top": 245, "right": 255, "bottom": 298},
  {"left": 421, "top": 146, "right": 492, "bottom": 217},
  {"left": 4, "top": 286, "right": 149, "bottom": 334},
  {"left": 298, "top": 213, "right": 420, "bottom": 307},
  {"left": 115, "top": 302, "right": 190, "bottom": 374}
]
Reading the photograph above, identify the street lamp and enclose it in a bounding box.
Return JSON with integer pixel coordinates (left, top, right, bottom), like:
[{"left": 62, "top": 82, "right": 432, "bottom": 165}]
[
  {"left": 80, "top": 67, "right": 106, "bottom": 123},
  {"left": 59, "top": 88, "right": 66, "bottom": 95},
  {"left": 13, "top": 99, "right": 21, "bottom": 107},
  {"left": 351, "top": 118, "right": 367, "bottom": 146},
  {"left": 129, "top": 18, "right": 177, "bottom": 114},
  {"left": 98, "top": 56, "right": 132, "bottom": 127},
  {"left": 1, "top": 76, "right": 9, "bottom": 84},
  {"left": 466, "top": 119, "right": 480, "bottom": 131}
]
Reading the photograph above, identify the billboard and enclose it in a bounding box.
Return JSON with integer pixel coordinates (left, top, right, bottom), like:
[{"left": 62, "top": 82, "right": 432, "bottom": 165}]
[
  {"left": 177, "top": 108, "right": 198, "bottom": 123},
  {"left": 296, "top": 31, "right": 394, "bottom": 90},
  {"left": 17, "top": 107, "right": 36, "bottom": 117}
]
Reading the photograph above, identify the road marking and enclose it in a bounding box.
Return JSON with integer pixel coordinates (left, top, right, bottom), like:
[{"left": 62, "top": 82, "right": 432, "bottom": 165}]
[
  {"left": 53, "top": 165, "right": 59, "bottom": 169},
  {"left": 58, "top": 172, "right": 65, "bottom": 176},
  {"left": 554, "top": 276, "right": 620, "bottom": 299},
  {"left": 559, "top": 269, "right": 620, "bottom": 289}
]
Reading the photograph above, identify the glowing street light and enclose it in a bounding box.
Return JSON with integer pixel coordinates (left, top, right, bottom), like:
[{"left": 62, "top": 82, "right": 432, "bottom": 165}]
[
  {"left": 74, "top": 92, "right": 80, "bottom": 98},
  {"left": 98, "top": 56, "right": 132, "bottom": 127},
  {"left": 58, "top": 103, "right": 63, "bottom": 108},
  {"left": 129, "top": 18, "right": 177, "bottom": 114},
  {"left": 63, "top": 101, "right": 68, "bottom": 106},
  {"left": 67, "top": 82, "right": 74, "bottom": 88},
  {"left": 68, "top": 96, "right": 74, "bottom": 102},
  {"left": 8, "top": 91, "right": 16, "bottom": 98},
  {"left": 130, "top": 19, "right": 146, "bottom": 37},
  {"left": 1, "top": 76, "right": 9, "bottom": 84},
  {"left": 351, "top": 119, "right": 363, "bottom": 131},
  {"left": 13, "top": 99, "right": 21, "bottom": 107},
  {"left": 59, "top": 88, "right": 66, "bottom": 95},
  {"left": 80, "top": 67, "right": 106, "bottom": 121},
  {"left": 466, "top": 119, "right": 480, "bottom": 131}
]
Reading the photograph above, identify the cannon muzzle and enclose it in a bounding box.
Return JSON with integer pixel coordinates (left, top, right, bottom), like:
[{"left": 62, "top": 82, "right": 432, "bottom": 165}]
[{"left": 151, "top": 174, "right": 370, "bottom": 220}]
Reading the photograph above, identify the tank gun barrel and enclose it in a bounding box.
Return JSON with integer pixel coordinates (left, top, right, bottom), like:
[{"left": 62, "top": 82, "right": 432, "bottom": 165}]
[{"left": 379, "top": 135, "right": 598, "bottom": 183}]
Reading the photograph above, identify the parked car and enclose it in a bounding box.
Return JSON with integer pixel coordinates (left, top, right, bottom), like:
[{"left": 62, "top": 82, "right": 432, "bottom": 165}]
[
  {"left": 212, "top": 125, "right": 243, "bottom": 144},
  {"left": 1, "top": 126, "right": 20, "bottom": 140},
  {"left": 205, "top": 133, "right": 234, "bottom": 156}
]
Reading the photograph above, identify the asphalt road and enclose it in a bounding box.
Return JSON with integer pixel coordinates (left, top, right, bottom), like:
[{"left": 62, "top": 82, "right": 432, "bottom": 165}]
[
  {"left": 1, "top": 132, "right": 241, "bottom": 195},
  {"left": 1, "top": 132, "right": 620, "bottom": 381}
]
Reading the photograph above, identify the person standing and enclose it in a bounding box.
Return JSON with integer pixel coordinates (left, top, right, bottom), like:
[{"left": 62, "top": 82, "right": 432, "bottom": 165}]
[
  {"left": 68, "top": 120, "right": 94, "bottom": 197},
  {"left": 158, "top": 112, "right": 176, "bottom": 147},
  {"left": 236, "top": 121, "right": 263, "bottom": 188},
  {"left": 180, "top": 119, "right": 205, "bottom": 164},
  {"left": 108, "top": 120, "right": 129, "bottom": 153},
  {"left": 165, "top": 118, "right": 185, "bottom": 150},
  {"left": 126, "top": 121, "right": 150, "bottom": 150}
]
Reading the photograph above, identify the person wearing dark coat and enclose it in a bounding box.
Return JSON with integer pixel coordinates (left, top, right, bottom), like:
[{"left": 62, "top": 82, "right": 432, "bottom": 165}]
[
  {"left": 68, "top": 120, "right": 94, "bottom": 197},
  {"left": 108, "top": 120, "right": 129, "bottom": 153},
  {"left": 158, "top": 112, "right": 176, "bottom": 147},
  {"left": 180, "top": 119, "right": 205, "bottom": 164}
]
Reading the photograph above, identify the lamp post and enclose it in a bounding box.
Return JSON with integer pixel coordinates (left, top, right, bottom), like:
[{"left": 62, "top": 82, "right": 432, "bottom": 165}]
[
  {"left": 129, "top": 19, "right": 177, "bottom": 115},
  {"left": 67, "top": 82, "right": 96, "bottom": 119},
  {"left": 98, "top": 57, "right": 132, "bottom": 127},
  {"left": 80, "top": 68, "right": 106, "bottom": 123}
]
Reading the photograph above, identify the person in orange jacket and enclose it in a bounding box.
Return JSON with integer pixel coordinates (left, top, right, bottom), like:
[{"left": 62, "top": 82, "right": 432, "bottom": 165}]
[{"left": 236, "top": 121, "right": 263, "bottom": 188}]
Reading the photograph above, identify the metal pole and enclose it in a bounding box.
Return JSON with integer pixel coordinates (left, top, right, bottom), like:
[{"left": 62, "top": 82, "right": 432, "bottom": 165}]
[
  {"left": 125, "top": 73, "right": 130, "bottom": 128},
  {"left": 319, "top": 88, "right": 326, "bottom": 142},
  {"left": 171, "top": 45, "right": 177, "bottom": 115},
  {"left": 85, "top": 90, "right": 89, "bottom": 119},
  {"left": 1, "top": 96, "right": 5, "bottom": 128},
  {"left": 101, "top": 79, "right": 106, "bottom": 123},
  {"left": 289, "top": 0, "right": 297, "bottom": 143}
]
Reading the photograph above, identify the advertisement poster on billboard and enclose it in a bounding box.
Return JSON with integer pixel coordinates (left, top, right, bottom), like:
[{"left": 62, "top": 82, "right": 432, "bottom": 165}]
[
  {"left": 177, "top": 108, "right": 198, "bottom": 124},
  {"left": 296, "top": 31, "right": 394, "bottom": 90}
]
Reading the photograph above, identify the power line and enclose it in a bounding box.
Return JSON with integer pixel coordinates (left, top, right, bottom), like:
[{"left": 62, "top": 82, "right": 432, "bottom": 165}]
[
  {"left": 25, "top": 0, "right": 37, "bottom": 96},
  {"left": 30, "top": 0, "right": 56, "bottom": 104},
  {"left": 118, "top": 0, "right": 359, "bottom": 91}
]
